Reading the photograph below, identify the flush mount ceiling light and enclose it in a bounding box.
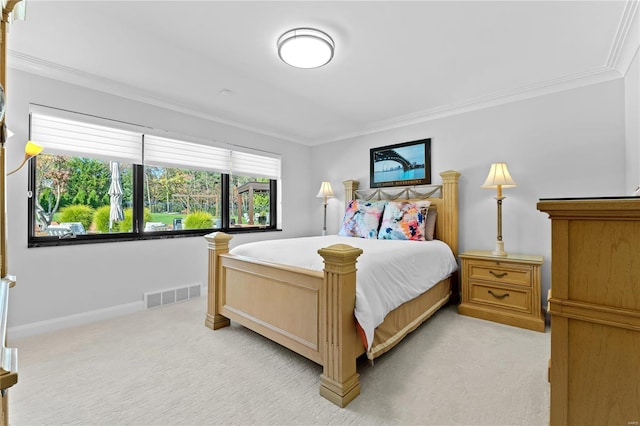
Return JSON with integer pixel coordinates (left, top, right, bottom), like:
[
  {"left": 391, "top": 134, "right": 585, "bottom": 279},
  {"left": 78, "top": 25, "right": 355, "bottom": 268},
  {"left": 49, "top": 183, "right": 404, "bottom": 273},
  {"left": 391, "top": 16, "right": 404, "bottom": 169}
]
[{"left": 277, "top": 28, "right": 335, "bottom": 69}]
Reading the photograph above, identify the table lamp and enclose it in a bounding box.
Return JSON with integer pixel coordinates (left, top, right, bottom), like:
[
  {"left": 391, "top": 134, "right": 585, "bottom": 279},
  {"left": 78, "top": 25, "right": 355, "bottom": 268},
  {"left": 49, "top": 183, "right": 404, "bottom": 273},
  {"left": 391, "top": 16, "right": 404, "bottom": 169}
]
[
  {"left": 481, "top": 163, "right": 517, "bottom": 256},
  {"left": 316, "top": 181, "right": 335, "bottom": 236}
]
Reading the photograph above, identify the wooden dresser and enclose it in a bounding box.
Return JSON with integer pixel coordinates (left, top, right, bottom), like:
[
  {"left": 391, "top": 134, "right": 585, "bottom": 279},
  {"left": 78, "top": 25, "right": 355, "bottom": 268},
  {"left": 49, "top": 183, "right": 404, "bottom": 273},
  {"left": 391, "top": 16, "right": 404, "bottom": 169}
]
[
  {"left": 537, "top": 197, "right": 640, "bottom": 426},
  {"left": 458, "top": 250, "right": 545, "bottom": 332}
]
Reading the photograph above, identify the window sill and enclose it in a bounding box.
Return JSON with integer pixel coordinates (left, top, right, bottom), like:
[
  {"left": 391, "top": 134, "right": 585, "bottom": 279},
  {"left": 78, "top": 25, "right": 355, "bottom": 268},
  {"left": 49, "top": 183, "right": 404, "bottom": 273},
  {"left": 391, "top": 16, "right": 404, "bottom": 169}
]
[{"left": 28, "top": 227, "right": 282, "bottom": 248}]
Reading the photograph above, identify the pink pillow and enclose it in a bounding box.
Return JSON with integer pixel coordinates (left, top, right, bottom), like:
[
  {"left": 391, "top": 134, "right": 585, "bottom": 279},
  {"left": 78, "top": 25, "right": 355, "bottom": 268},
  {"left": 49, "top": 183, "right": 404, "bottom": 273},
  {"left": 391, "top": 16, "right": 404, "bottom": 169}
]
[
  {"left": 377, "top": 201, "right": 431, "bottom": 241},
  {"left": 338, "top": 200, "right": 386, "bottom": 238}
]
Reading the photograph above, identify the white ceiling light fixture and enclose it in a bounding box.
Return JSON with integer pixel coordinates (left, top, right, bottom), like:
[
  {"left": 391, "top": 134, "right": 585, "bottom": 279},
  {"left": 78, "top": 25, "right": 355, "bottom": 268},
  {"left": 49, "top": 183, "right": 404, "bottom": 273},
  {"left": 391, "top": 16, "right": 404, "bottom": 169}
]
[{"left": 277, "top": 27, "right": 335, "bottom": 69}]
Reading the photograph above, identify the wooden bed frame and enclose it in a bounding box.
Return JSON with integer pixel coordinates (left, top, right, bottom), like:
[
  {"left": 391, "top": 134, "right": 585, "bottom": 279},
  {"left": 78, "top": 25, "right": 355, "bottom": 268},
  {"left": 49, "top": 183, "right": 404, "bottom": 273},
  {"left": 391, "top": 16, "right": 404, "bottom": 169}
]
[{"left": 204, "top": 170, "right": 460, "bottom": 407}]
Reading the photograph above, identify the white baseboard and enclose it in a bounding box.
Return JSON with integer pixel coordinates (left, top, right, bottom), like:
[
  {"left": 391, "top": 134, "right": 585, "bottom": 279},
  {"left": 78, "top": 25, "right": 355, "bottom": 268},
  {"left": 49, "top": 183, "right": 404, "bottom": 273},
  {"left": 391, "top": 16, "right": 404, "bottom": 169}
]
[
  {"left": 7, "top": 301, "right": 145, "bottom": 341},
  {"left": 7, "top": 284, "right": 207, "bottom": 341}
]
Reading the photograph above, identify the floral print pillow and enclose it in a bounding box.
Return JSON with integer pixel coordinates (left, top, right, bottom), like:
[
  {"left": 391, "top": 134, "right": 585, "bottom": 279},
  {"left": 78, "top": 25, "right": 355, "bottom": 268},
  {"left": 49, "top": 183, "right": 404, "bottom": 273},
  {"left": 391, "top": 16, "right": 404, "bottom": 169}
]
[
  {"left": 377, "top": 201, "right": 431, "bottom": 241},
  {"left": 338, "top": 200, "right": 387, "bottom": 238}
]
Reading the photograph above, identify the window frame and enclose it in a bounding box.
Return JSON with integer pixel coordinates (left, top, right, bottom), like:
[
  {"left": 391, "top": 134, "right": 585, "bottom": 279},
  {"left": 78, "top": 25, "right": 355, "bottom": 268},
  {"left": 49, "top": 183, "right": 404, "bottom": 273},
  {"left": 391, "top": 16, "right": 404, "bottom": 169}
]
[{"left": 26, "top": 111, "right": 281, "bottom": 248}]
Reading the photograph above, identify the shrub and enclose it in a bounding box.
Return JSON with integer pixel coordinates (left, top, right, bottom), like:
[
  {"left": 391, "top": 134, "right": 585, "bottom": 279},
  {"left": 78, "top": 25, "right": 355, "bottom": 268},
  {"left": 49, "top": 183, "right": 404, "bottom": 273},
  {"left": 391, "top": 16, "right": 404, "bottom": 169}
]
[
  {"left": 58, "top": 204, "right": 95, "bottom": 231},
  {"left": 119, "top": 207, "right": 152, "bottom": 232},
  {"left": 94, "top": 206, "right": 111, "bottom": 233},
  {"left": 184, "top": 211, "right": 213, "bottom": 229}
]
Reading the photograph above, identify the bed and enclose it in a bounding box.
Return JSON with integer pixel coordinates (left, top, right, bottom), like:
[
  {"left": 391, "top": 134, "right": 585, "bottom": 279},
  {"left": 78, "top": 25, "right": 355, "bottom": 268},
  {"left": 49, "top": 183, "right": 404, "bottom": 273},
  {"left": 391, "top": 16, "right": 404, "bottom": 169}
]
[{"left": 204, "top": 170, "right": 460, "bottom": 407}]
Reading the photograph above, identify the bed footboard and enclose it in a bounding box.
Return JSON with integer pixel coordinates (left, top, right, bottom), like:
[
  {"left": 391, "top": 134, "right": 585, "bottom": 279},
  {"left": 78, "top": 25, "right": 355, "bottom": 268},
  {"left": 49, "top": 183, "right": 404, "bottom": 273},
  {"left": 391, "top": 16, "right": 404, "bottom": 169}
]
[{"left": 204, "top": 232, "right": 364, "bottom": 407}]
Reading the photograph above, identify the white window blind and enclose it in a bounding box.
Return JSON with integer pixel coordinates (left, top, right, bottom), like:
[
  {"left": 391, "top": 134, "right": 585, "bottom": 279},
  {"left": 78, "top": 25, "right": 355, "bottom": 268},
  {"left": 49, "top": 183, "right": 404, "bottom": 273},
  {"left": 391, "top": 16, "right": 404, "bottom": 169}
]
[
  {"left": 29, "top": 106, "right": 281, "bottom": 180},
  {"left": 231, "top": 151, "right": 281, "bottom": 180},
  {"left": 145, "top": 135, "right": 281, "bottom": 179},
  {"left": 143, "top": 135, "right": 231, "bottom": 173},
  {"left": 30, "top": 112, "right": 142, "bottom": 164}
]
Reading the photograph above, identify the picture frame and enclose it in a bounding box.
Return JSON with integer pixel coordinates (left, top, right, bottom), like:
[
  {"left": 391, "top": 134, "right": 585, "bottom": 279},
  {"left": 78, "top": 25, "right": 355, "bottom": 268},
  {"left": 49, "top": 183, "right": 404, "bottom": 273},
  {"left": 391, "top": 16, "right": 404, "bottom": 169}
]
[{"left": 370, "top": 138, "right": 431, "bottom": 188}]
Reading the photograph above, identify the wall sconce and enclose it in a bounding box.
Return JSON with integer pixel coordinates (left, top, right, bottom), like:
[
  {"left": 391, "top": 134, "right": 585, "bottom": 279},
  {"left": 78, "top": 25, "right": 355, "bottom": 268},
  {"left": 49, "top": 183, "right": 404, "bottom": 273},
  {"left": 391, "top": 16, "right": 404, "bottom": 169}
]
[
  {"left": 316, "top": 181, "right": 335, "bottom": 236},
  {"left": 7, "top": 141, "right": 43, "bottom": 175},
  {"left": 481, "top": 163, "right": 517, "bottom": 256},
  {"left": 0, "top": 102, "right": 43, "bottom": 280}
]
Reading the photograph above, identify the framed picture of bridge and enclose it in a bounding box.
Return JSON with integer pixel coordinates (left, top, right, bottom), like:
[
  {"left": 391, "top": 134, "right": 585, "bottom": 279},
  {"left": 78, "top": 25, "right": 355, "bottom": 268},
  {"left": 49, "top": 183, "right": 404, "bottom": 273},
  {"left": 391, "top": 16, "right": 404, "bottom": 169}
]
[{"left": 370, "top": 138, "right": 431, "bottom": 188}]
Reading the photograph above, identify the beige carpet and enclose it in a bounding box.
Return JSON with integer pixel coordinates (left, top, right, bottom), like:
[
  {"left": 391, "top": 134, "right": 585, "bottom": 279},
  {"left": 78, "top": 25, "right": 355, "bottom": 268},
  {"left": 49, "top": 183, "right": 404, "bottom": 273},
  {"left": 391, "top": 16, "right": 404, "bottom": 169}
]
[{"left": 7, "top": 297, "right": 550, "bottom": 425}]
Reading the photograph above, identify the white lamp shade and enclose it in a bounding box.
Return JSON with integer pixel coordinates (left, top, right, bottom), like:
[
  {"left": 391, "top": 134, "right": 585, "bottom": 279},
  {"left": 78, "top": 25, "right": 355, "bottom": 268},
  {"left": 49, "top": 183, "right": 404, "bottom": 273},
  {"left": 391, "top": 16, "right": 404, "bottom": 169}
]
[
  {"left": 277, "top": 28, "right": 335, "bottom": 69},
  {"left": 316, "top": 181, "right": 335, "bottom": 198},
  {"left": 481, "top": 163, "right": 517, "bottom": 189}
]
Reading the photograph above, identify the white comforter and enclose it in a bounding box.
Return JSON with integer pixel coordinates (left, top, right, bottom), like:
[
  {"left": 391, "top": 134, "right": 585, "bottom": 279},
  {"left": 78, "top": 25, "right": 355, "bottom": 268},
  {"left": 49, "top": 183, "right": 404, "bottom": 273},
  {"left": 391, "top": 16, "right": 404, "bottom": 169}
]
[{"left": 230, "top": 235, "right": 458, "bottom": 350}]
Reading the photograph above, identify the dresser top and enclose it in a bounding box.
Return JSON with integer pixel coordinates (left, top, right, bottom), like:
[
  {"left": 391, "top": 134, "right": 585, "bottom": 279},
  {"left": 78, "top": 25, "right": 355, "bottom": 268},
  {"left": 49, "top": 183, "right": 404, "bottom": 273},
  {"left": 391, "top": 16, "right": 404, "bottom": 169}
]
[
  {"left": 537, "top": 197, "right": 640, "bottom": 218},
  {"left": 539, "top": 196, "right": 639, "bottom": 201},
  {"left": 460, "top": 250, "right": 543, "bottom": 264}
]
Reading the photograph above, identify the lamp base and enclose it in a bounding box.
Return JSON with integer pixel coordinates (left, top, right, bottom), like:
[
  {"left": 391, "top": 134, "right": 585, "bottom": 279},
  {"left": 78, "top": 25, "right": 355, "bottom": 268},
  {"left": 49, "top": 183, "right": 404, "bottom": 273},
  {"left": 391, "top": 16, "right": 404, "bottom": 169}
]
[{"left": 492, "top": 240, "right": 507, "bottom": 257}]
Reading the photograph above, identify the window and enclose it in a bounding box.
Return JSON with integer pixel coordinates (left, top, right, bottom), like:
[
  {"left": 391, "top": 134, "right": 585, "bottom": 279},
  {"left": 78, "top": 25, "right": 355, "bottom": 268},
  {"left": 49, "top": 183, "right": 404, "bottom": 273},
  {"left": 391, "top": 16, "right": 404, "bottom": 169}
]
[
  {"left": 143, "top": 166, "right": 223, "bottom": 232},
  {"left": 230, "top": 175, "right": 272, "bottom": 228},
  {"left": 28, "top": 106, "right": 281, "bottom": 247},
  {"left": 33, "top": 155, "right": 134, "bottom": 236}
]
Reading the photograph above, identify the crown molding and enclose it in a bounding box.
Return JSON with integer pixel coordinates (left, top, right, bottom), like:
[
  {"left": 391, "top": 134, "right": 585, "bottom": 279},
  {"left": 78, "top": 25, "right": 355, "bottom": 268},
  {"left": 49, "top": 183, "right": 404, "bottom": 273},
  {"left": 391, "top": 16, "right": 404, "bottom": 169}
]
[
  {"left": 607, "top": 0, "right": 640, "bottom": 76},
  {"left": 313, "top": 66, "right": 623, "bottom": 145},
  {"left": 8, "top": 43, "right": 629, "bottom": 147},
  {"left": 312, "top": 0, "right": 639, "bottom": 145},
  {"left": 7, "top": 50, "right": 302, "bottom": 145}
]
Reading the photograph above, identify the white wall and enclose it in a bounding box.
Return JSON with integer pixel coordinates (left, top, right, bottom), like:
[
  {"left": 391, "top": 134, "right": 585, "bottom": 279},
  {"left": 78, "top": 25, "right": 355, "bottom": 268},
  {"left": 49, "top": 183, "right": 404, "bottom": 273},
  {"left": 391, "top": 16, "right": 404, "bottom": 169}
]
[
  {"left": 311, "top": 79, "right": 627, "bottom": 304},
  {"left": 5, "top": 70, "right": 314, "bottom": 331},
  {"left": 625, "top": 49, "right": 640, "bottom": 194},
  {"left": 4, "top": 69, "right": 629, "bottom": 333}
]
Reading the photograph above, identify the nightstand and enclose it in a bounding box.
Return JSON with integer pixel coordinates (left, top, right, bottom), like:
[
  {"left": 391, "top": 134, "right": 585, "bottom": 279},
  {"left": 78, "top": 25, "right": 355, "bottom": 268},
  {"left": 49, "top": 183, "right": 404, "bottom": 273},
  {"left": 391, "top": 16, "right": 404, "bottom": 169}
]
[{"left": 458, "top": 250, "right": 545, "bottom": 332}]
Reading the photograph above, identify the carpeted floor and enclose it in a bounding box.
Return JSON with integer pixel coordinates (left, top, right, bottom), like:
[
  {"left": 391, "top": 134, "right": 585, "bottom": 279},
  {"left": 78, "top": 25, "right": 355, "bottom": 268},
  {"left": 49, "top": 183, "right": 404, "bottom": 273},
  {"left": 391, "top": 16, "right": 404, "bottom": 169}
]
[{"left": 7, "top": 297, "right": 550, "bottom": 425}]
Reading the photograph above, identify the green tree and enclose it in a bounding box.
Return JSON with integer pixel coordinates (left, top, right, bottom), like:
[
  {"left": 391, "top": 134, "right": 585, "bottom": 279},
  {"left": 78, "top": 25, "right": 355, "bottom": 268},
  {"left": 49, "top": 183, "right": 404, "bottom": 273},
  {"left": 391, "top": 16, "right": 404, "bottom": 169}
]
[
  {"left": 144, "top": 166, "right": 220, "bottom": 215},
  {"left": 172, "top": 169, "right": 220, "bottom": 214},
  {"left": 163, "top": 168, "right": 190, "bottom": 213},
  {"left": 144, "top": 166, "right": 163, "bottom": 212},
  {"left": 120, "top": 166, "right": 133, "bottom": 208},
  {"left": 62, "top": 158, "right": 111, "bottom": 208},
  {"left": 35, "top": 154, "right": 72, "bottom": 229},
  {"left": 254, "top": 192, "right": 270, "bottom": 216}
]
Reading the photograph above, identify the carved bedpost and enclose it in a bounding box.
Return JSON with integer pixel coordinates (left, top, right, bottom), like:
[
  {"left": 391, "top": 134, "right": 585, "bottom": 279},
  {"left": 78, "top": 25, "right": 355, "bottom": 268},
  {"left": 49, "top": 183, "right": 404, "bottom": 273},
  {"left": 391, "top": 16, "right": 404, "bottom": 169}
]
[
  {"left": 203, "top": 232, "right": 232, "bottom": 330},
  {"left": 439, "top": 170, "right": 460, "bottom": 257},
  {"left": 317, "top": 244, "right": 363, "bottom": 408},
  {"left": 343, "top": 179, "right": 359, "bottom": 208},
  {"left": 439, "top": 170, "right": 461, "bottom": 304}
]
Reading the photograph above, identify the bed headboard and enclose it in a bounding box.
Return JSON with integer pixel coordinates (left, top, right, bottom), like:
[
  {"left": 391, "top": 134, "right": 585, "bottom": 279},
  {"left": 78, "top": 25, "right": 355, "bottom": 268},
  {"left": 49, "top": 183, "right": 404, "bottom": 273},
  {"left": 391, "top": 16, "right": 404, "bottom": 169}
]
[{"left": 342, "top": 170, "right": 461, "bottom": 257}]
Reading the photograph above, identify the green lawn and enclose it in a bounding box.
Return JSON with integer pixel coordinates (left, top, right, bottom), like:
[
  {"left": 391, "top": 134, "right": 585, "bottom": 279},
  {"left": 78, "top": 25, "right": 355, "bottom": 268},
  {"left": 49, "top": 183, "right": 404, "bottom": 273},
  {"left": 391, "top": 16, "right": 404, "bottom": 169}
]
[{"left": 150, "top": 212, "right": 185, "bottom": 226}]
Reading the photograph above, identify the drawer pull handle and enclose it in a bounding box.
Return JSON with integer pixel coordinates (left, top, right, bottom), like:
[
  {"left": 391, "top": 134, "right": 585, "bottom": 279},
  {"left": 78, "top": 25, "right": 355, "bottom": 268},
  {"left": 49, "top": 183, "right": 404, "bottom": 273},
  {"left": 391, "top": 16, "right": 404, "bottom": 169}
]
[
  {"left": 488, "top": 290, "right": 510, "bottom": 300},
  {"left": 489, "top": 270, "right": 508, "bottom": 278}
]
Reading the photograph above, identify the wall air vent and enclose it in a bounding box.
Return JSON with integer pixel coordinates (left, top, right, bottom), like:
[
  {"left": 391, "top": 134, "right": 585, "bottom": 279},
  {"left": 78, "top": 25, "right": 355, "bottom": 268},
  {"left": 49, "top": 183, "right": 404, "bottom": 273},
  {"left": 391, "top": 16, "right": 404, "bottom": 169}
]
[{"left": 144, "top": 283, "right": 202, "bottom": 309}]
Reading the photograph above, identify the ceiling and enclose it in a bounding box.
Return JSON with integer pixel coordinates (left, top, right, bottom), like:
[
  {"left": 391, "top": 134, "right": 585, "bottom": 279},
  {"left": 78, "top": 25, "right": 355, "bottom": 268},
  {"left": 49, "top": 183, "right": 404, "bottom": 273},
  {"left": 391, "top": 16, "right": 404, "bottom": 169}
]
[{"left": 6, "top": 1, "right": 639, "bottom": 146}]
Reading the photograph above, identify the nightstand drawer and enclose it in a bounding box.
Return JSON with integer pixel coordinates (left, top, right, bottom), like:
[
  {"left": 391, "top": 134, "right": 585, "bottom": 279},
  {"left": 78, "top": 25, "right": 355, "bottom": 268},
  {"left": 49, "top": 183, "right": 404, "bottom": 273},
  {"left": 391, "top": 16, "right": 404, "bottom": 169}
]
[
  {"left": 467, "top": 261, "right": 532, "bottom": 287},
  {"left": 469, "top": 281, "right": 531, "bottom": 313}
]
